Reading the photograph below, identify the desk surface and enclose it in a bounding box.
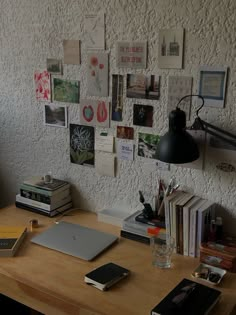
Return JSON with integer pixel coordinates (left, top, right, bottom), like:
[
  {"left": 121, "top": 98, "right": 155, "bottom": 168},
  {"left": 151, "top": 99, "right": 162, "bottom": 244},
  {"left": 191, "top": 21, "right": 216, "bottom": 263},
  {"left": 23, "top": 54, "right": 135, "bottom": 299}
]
[{"left": 0, "top": 205, "right": 235, "bottom": 315}]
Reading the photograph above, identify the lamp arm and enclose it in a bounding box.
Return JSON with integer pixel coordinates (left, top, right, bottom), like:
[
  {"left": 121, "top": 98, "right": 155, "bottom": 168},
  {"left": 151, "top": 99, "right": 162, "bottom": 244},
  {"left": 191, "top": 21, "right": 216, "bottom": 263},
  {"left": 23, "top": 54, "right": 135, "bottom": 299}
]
[{"left": 191, "top": 117, "right": 236, "bottom": 148}]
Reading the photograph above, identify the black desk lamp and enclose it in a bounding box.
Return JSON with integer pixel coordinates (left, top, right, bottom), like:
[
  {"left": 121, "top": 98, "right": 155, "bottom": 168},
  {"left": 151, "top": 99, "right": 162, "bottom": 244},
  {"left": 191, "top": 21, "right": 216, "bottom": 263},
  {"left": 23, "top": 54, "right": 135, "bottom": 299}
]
[{"left": 156, "top": 94, "right": 236, "bottom": 164}]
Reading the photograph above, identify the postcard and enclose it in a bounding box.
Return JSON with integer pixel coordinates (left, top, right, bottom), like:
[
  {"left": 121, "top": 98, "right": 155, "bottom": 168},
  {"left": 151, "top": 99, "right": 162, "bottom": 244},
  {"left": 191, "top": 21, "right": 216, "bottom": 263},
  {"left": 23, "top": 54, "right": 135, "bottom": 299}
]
[
  {"left": 198, "top": 66, "right": 228, "bottom": 108},
  {"left": 117, "top": 126, "right": 134, "bottom": 139},
  {"left": 34, "top": 70, "right": 51, "bottom": 101},
  {"left": 133, "top": 104, "right": 153, "bottom": 127},
  {"left": 53, "top": 78, "right": 80, "bottom": 104},
  {"left": 167, "top": 76, "right": 193, "bottom": 120},
  {"left": 95, "top": 153, "right": 115, "bottom": 177},
  {"left": 63, "top": 40, "right": 81, "bottom": 65},
  {"left": 46, "top": 58, "right": 62, "bottom": 74},
  {"left": 80, "top": 99, "right": 110, "bottom": 127},
  {"left": 111, "top": 74, "right": 124, "bottom": 121},
  {"left": 116, "top": 41, "right": 147, "bottom": 69},
  {"left": 87, "top": 52, "right": 109, "bottom": 97},
  {"left": 84, "top": 13, "right": 105, "bottom": 50},
  {"left": 158, "top": 29, "right": 184, "bottom": 69},
  {"left": 95, "top": 134, "right": 114, "bottom": 153},
  {"left": 117, "top": 140, "right": 134, "bottom": 161},
  {"left": 138, "top": 132, "right": 160, "bottom": 159},
  {"left": 44, "top": 104, "right": 67, "bottom": 128},
  {"left": 127, "top": 74, "right": 160, "bottom": 100},
  {"left": 70, "top": 124, "right": 95, "bottom": 166}
]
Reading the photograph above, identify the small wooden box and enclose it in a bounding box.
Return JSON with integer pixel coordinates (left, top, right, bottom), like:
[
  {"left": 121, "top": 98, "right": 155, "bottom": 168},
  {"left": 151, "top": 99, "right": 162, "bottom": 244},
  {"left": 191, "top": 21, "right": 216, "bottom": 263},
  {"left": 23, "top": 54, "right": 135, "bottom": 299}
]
[{"left": 200, "top": 241, "right": 236, "bottom": 273}]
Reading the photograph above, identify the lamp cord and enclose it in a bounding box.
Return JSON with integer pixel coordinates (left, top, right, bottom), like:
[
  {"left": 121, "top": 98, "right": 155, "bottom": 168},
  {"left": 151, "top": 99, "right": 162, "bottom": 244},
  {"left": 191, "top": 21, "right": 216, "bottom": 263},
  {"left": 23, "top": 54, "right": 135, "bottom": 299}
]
[{"left": 176, "top": 94, "right": 205, "bottom": 117}]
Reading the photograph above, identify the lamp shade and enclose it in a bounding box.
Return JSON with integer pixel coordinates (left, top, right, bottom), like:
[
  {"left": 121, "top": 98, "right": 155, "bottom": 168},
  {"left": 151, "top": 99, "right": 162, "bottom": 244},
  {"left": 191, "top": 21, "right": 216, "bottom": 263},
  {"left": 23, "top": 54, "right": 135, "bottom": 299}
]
[{"left": 156, "top": 108, "right": 200, "bottom": 164}]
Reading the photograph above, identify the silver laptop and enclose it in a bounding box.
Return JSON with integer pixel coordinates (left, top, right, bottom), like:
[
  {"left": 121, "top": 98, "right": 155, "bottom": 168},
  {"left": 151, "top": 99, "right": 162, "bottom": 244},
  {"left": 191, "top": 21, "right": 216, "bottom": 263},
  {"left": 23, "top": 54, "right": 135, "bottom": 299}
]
[{"left": 31, "top": 221, "right": 118, "bottom": 261}]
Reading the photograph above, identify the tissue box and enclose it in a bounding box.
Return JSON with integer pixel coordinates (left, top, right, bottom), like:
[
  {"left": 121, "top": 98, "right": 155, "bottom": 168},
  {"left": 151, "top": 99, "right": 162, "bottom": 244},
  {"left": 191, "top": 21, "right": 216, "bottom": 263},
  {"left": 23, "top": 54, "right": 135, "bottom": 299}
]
[
  {"left": 200, "top": 241, "right": 236, "bottom": 273},
  {"left": 97, "top": 208, "right": 130, "bottom": 227}
]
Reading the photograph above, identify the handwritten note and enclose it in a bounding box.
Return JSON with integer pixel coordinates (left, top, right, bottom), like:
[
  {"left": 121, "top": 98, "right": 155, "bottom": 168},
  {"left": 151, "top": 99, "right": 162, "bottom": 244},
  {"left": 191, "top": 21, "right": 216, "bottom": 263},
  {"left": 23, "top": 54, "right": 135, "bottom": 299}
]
[{"left": 95, "top": 134, "right": 114, "bottom": 152}]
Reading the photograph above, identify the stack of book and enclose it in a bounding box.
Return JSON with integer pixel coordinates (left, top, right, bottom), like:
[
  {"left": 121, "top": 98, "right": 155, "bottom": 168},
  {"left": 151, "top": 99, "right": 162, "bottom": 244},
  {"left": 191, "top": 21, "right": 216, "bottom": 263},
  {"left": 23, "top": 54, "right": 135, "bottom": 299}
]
[
  {"left": 120, "top": 210, "right": 166, "bottom": 244},
  {"left": 15, "top": 176, "right": 72, "bottom": 217},
  {"left": 164, "top": 190, "right": 216, "bottom": 258}
]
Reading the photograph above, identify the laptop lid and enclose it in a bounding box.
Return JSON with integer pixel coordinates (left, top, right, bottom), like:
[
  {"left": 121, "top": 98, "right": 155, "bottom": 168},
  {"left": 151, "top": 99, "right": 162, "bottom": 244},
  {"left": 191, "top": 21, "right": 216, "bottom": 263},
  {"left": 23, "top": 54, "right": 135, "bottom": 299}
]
[{"left": 31, "top": 221, "right": 118, "bottom": 261}]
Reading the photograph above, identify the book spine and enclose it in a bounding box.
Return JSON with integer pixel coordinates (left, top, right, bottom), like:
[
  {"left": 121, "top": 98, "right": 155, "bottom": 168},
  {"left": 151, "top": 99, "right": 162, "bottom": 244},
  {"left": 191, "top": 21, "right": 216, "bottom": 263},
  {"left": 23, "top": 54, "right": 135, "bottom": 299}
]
[
  {"left": 189, "top": 209, "right": 197, "bottom": 257},
  {"left": 15, "top": 201, "right": 72, "bottom": 217},
  {"left": 176, "top": 205, "right": 180, "bottom": 254},
  {"left": 120, "top": 230, "right": 150, "bottom": 244},
  {"left": 20, "top": 183, "right": 69, "bottom": 197},
  {"left": 20, "top": 188, "right": 70, "bottom": 205},
  {"left": 179, "top": 206, "right": 184, "bottom": 255},
  {"left": 183, "top": 205, "right": 189, "bottom": 256},
  {"left": 16, "top": 194, "right": 71, "bottom": 211}
]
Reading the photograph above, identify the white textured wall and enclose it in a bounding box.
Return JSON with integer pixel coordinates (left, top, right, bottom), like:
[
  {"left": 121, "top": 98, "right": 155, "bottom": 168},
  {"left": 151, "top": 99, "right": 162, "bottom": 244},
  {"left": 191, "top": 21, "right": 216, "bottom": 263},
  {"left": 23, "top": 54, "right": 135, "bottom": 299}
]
[{"left": 0, "top": 0, "right": 236, "bottom": 226}]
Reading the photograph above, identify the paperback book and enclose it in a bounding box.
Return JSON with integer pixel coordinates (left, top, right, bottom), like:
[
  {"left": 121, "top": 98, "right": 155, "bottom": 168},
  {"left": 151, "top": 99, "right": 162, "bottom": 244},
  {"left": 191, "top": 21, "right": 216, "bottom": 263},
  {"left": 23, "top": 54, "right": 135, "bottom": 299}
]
[
  {"left": 23, "top": 177, "right": 69, "bottom": 191},
  {"left": 20, "top": 187, "right": 70, "bottom": 205},
  {"left": 0, "top": 226, "right": 27, "bottom": 257}
]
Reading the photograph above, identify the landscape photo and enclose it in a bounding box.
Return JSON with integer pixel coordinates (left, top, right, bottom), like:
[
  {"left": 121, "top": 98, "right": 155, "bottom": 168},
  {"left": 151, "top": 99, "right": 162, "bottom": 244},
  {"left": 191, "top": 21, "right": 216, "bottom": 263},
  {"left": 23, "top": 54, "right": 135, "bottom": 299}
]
[{"left": 53, "top": 78, "right": 80, "bottom": 104}]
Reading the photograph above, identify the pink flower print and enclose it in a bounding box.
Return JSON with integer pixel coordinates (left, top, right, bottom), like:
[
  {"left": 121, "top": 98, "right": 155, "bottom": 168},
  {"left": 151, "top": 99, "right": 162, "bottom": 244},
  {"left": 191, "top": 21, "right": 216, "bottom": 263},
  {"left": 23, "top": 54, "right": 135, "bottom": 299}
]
[
  {"left": 99, "top": 64, "right": 104, "bottom": 69},
  {"left": 34, "top": 70, "right": 51, "bottom": 101},
  {"left": 91, "top": 70, "right": 96, "bottom": 76},
  {"left": 90, "top": 56, "right": 98, "bottom": 67}
]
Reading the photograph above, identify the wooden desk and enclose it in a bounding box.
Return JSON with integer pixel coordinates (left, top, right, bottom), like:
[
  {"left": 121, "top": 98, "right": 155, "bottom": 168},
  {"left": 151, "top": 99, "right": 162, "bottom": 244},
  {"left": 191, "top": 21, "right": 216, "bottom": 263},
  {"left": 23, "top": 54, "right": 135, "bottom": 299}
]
[{"left": 0, "top": 205, "right": 235, "bottom": 315}]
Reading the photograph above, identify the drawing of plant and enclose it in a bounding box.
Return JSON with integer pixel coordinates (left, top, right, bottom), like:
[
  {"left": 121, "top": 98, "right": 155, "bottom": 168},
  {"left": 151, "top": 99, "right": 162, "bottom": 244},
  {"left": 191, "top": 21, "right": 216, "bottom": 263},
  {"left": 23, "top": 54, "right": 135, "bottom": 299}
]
[{"left": 89, "top": 55, "right": 104, "bottom": 93}]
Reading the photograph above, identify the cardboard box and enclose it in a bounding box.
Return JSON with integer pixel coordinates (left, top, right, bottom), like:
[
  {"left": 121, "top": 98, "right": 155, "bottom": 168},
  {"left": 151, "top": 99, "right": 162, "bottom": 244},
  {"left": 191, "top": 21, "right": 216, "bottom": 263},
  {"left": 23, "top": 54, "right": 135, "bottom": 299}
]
[{"left": 200, "top": 241, "right": 236, "bottom": 273}]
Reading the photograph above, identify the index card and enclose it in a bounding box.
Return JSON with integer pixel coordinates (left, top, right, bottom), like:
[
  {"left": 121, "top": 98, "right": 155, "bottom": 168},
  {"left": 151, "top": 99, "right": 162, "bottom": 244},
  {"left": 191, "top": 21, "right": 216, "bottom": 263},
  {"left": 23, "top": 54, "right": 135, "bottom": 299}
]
[
  {"left": 117, "top": 140, "right": 134, "bottom": 161},
  {"left": 95, "top": 134, "right": 114, "bottom": 152},
  {"left": 95, "top": 153, "right": 115, "bottom": 177}
]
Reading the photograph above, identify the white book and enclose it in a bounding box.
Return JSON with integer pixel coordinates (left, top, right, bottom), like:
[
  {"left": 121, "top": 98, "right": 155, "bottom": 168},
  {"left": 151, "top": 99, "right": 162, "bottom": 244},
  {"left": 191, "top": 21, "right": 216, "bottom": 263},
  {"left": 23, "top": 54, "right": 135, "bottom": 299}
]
[
  {"left": 196, "top": 200, "right": 216, "bottom": 257},
  {"left": 183, "top": 196, "right": 201, "bottom": 256},
  {"left": 189, "top": 198, "right": 207, "bottom": 257},
  {"left": 16, "top": 194, "right": 72, "bottom": 211}
]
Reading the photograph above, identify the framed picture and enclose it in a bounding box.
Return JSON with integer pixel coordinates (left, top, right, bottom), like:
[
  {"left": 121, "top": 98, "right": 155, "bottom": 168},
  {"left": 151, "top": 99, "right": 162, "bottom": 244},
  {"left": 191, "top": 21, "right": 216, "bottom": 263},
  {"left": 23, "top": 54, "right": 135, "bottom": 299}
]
[
  {"left": 44, "top": 104, "right": 67, "bottom": 128},
  {"left": 53, "top": 78, "right": 80, "bottom": 104},
  {"left": 46, "top": 59, "right": 62, "bottom": 74},
  {"left": 198, "top": 66, "right": 228, "bottom": 108}
]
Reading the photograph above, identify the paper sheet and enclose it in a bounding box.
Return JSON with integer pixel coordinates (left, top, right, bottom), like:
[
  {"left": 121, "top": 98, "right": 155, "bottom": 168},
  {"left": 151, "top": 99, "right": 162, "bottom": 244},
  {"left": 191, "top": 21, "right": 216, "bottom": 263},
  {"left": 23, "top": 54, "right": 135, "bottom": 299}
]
[
  {"left": 95, "top": 153, "right": 115, "bottom": 177},
  {"left": 95, "top": 134, "right": 114, "bottom": 152}
]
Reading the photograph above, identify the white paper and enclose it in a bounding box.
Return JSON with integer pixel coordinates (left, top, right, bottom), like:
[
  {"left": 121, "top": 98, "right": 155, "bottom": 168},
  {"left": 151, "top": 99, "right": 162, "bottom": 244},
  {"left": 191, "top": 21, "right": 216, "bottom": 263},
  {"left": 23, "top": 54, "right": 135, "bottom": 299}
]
[
  {"left": 95, "top": 134, "right": 114, "bottom": 152},
  {"left": 85, "top": 13, "right": 105, "bottom": 50},
  {"left": 95, "top": 153, "right": 115, "bottom": 177},
  {"left": 116, "top": 41, "right": 147, "bottom": 69},
  {"left": 117, "top": 141, "right": 134, "bottom": 161}
]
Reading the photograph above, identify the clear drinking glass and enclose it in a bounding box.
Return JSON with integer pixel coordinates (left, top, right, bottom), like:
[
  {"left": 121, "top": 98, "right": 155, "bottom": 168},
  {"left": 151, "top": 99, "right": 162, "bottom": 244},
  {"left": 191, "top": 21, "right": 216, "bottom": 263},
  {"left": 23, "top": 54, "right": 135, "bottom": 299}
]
[{"left": 150, "top": 233, "right": 175, "bottom": 268}]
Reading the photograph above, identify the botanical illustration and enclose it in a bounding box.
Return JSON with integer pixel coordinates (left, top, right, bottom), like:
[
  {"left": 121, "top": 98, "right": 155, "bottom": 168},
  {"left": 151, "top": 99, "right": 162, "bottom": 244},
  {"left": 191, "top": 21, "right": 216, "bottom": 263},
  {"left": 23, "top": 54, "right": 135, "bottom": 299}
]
[
  {"left": 112, "top": 74, "right": 124, "bottom": 121},
  {"left": 53, "top": 78, "right": 80, "bottom": 104},
  {"left": 84, "top": 13, "right": 105, "bottom": 50},
  {"left": 46, "top": 59, "right": 62, "bottom": 74},
  {"left": 127, "top": 74, "right": 160, "bottom": 100},
  {"left": 133, "top": 104, "right": 153, "bottom": 127},
  {"left": 34, "top": 70, "right": 51, "bottom": 101},
  {"left": 138, "top": 132, "right": 160, "bottom": 159},
  {"left": 70, "top": 124, "right": 95, "bottom": 166},
  {"left": 80, "top": 99, "right": 109, "bottom": 127},
  {"left": 44, "top": 104, "right": 67, "bottom": 128},
  {"left": 87, "top": 52, "right": 108, "bottom": 97}
]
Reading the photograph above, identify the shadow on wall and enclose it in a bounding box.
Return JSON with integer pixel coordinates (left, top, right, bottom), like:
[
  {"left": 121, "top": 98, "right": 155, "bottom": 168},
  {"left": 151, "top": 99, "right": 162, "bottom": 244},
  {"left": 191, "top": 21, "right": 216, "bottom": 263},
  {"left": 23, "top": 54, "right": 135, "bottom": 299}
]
[
  {"left": 216, "top": 205, "right": 236, "bottom": 238},
  {"left": 0, "top": 178, "right": 11, "bottom": 208}
]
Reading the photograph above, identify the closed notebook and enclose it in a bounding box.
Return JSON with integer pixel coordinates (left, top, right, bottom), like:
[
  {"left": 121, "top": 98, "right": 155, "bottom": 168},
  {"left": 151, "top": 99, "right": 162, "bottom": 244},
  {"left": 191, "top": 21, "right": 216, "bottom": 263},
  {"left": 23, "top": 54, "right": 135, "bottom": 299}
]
[
  {"left": 84, "top": 262, "right": 130, "bottom": 291},
  {"left": 0, "top": 226, "right": 27, "bottom": 257},
  {"left": 151, "top": 278, "right": 221, "bottom": 315}
]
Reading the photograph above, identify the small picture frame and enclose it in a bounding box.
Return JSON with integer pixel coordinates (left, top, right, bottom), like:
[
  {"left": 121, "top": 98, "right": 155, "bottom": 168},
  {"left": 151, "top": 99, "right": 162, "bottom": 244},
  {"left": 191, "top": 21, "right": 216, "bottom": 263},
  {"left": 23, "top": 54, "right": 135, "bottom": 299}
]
[
  {"left": 46, "top": 58, "right": 63, "bottom": 74},
  {"left": 44, "top": 104, "right": 67, "bottom": 128}
]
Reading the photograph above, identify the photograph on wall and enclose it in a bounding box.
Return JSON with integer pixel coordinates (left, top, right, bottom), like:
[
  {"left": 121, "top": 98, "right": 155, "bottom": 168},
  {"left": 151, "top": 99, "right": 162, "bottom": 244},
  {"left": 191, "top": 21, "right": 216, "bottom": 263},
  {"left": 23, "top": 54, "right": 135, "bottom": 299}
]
[
  {"left": 80, "top": 99, "right": 110, "bottom": 127},
  {"left": 111, "top": 74, "right": 124, "bottom": 121},
  {"left": 87, "top": 52, "right": 108, "bottom": 97},
  {"left": 133, "top": 104, "right": 153, "bottom": 127},
  {"left": 158, "top": 29, "right": 184, "bottom": 69},
  {"left": 53, "top": 78, "right": 80, "bottom": 104},
  {"left": 127, "top": 74, "right": 160, "bottom": 100},
  {"left": 70, "top": 124, "right": 95, "bottom": 166},
  {"left": 167, "top": 76, "right": 193, "bottom": 120},
  {"left": 116, "top": 41, "right": 147, "bottom": 69},
  {"left": 34, "top": 70, "right": 51, "bottom": 101},
  {"left": 46, "top": 58, "right": 62, "bottom": 74},
  {"left": 138, "top": 132, "right": 160, "bottom": 159},
  {"left": 84, "top": 13, "right": 105, "bottom": 50},
  {"left": 198, "top": 66, "right": 228, "bottom": 108},
  {"left": 63, "top": 40, "right": 81, "bottom": 65},
  {"left": 43, "top": 104, "right": 67, "bottom": 128},
  {"left": 117, "top": 126, "right": 134, "bottom": 140}
]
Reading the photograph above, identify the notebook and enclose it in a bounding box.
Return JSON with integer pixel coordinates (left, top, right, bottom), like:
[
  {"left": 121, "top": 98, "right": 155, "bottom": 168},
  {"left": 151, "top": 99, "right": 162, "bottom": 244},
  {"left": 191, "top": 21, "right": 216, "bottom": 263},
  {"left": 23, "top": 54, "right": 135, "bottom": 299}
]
[{"left": 31, "top": 221, "right": 119, "bottom": 261}]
